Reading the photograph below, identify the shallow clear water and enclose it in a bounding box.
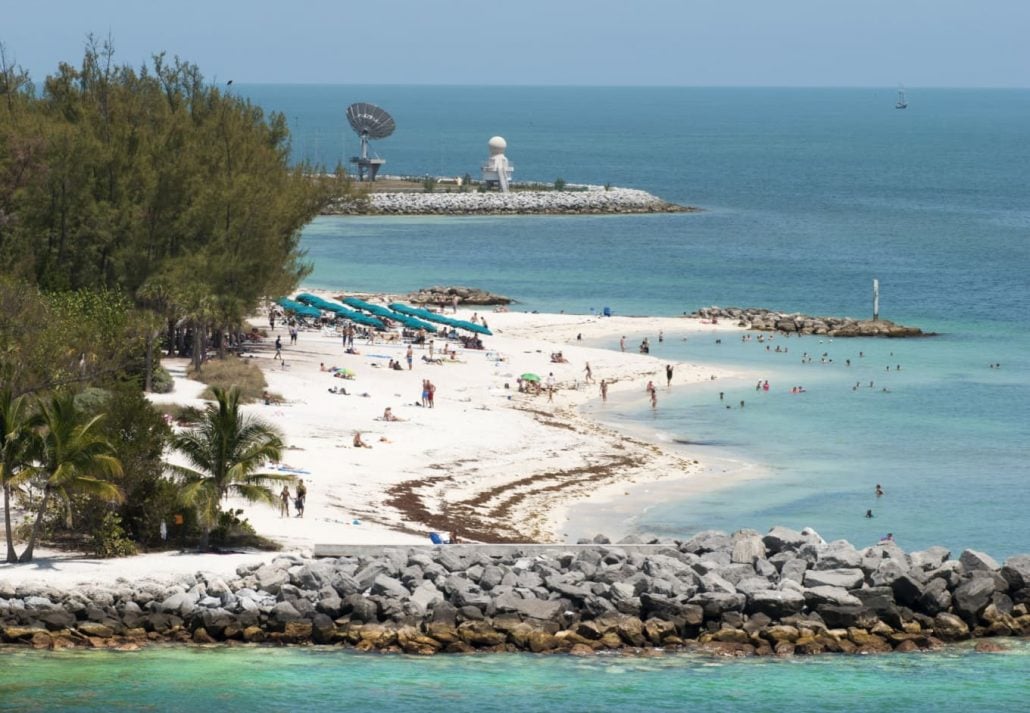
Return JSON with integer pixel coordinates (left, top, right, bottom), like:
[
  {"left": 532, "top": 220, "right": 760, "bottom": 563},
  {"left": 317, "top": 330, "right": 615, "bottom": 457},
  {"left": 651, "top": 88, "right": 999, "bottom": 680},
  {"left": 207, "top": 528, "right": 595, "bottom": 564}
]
[{"left": 1, "top": 644, "right": 1027, "bottom": 712}]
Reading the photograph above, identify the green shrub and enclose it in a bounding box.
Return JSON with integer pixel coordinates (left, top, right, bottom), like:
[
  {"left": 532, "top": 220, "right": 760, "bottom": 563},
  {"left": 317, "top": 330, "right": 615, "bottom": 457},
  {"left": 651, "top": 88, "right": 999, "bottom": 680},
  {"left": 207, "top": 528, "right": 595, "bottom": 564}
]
[
  {"left": 189, "top": 357, "right": 267, "bottom": 402},
  {"left": 151, "top": 364, "right": 174, "bottom": 393},
  {"left": 91, "top": 512, "right": 138, "bottom": 558},
  {"left": 554, "top": 177, "right": 567, "bottom": 191},
  {"left": 422, "top": 176, "right": 437, "bottom": 193}
]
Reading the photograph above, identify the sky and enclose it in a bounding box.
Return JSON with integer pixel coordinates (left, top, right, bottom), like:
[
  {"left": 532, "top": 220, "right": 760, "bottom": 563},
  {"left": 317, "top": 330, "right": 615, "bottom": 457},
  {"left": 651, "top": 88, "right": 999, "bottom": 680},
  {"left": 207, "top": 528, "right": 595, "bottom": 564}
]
[{"left": 3, "top": 0, "right": 1028, "bottom": 87}]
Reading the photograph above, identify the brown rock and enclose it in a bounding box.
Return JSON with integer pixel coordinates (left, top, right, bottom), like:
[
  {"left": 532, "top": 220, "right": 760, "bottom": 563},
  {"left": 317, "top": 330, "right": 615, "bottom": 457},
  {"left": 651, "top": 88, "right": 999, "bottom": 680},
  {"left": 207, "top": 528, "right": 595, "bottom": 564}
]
[
  {"left": 599, "top": 632, "right": 624, "bottom": 649},
  {"left": 2, "top": 626, "right": 48, "bottom": 643},
  {"left": 527, "top": 630, "right": 559, "bottom": 653},
  {"left": 574, "top": 621, "right": 603, "bottom": 640},
  {"left": 569, "top": 643, "right": 595, "bottom": 656},
  {"left": 192, "top": 628, "right": 216, "bottom": 644},
  {"left": 456, "top": 621, "right": 505, "bottom": 648},
  {"left": 615, "top": 616, "right": 646, "bottom": 647},
  {"left": 701, "top": 641, "right": 755, "bottom": 657},
  {"left": 397, "top": 626, "right": 442, "bottom": 655},
  {"left": 242, "top": 626, "right": 266, "bottom": 643},
  {"left": 974, "top": 640, "right": 1007, "bottom": 653},
  {"left": 643, "top": 618, "right": 677, "bottom": 645},
  {"left": 893, "top": 639, "right": 920, "bottom": 653},
  {"left": 283, "top": 621, "right": 313, "bottom": 642},
  {"left": 425, "top": 622, "right": 460, "bottom": 645},
  {"left": 932, "top": 613, "right": 970, "bottom": 641},
  {"left": 78, "top": 623, "right": 115, "bottom": 639},
  {"left": 774, "top": 641, "right": 796, "bottom": 656},
  {"left": 762, "top": 625, "right": 800, "bottom": 643},
  {"left": 31, "top": 632, "right": 53, "bottom": 649},
  {"left": 711, "top": 628, "right": 751, "bottom": 645},
  {"left": 847, "top": 628, "right": 890, "bottom": 651}
]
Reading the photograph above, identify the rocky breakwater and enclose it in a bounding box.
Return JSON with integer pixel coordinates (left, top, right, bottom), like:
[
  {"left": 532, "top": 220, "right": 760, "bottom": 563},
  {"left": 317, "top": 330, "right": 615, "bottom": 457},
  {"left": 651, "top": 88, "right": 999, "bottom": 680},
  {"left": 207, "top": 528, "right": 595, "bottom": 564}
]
[
  {"left": 692, "top": 306, "right": 926, "bottom": 337},
  {"left": 325, "top": 187, "right": 694, "bottom": 216},
  {"left": 2, "top": 529, "right": 1027, "bottom": 656},
  {"left": 404, "top": 286, "right": 512, "bottom": 306}
]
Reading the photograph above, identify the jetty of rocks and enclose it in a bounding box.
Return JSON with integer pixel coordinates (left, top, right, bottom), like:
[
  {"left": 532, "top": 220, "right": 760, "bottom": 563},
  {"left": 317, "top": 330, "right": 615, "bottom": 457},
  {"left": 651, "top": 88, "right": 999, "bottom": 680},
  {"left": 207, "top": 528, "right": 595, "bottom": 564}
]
[
  {"left": 324, "top": 187, "right": 693, "bottom": 216},
  {"left": 692, "top": 307, "right": 926, "bottom": 337},
  {"left": 3, "top": 528, "right": 1026, "bottom": 656},
  {"left": 404, "top": 286, "right": 512, "bottom": 306}
]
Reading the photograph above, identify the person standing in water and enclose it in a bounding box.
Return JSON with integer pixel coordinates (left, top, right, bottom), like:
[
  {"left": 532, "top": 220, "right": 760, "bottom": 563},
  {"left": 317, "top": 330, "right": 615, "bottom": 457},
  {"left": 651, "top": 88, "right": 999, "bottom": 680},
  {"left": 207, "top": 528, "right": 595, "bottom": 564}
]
[
  {"left": 600, "top": 379, "right": 608, "bottom": 402},
  {"left": 666, "top": 364, "right": 674, "bottom": 388}
]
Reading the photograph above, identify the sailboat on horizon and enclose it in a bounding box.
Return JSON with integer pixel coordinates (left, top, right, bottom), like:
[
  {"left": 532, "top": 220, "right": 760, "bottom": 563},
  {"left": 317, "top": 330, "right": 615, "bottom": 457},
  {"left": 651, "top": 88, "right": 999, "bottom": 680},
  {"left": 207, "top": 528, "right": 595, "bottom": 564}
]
[{"left": 895, "top": 85, "right": 908, "bottom": 109}]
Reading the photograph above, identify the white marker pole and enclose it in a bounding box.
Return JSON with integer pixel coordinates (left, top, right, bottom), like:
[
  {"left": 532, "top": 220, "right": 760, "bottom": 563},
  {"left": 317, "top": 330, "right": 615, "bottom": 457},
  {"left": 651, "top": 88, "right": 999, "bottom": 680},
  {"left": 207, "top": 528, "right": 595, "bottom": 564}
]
[{"left": 873, "top": 278, "right": 880, "bottom": 321}]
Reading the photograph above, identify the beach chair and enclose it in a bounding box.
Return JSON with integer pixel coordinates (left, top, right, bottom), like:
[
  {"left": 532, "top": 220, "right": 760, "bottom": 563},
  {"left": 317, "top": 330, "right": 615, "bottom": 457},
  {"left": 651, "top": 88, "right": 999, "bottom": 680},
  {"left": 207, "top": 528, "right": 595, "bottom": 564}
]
[{"left": 429, "top": 532, "right": 446, "bottom": 545}]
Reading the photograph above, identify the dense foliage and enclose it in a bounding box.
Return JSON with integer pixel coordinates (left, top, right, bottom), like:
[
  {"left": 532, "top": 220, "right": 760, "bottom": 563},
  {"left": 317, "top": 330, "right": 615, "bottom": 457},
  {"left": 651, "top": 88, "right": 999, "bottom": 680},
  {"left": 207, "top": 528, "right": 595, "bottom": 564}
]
[{"left": 0, "top": 40, "right": 323, "bottom": 557}]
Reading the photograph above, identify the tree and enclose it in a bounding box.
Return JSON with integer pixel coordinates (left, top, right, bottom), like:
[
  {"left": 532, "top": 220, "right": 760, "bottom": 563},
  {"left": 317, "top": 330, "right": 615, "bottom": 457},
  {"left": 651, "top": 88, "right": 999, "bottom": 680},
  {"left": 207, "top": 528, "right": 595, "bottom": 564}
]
[
  {"left": 0, "top": 388, "right": 32, "bottom": 562},
  {"left": 168, "top": 386, "right": 287, "bottom": 549},
  {"left": 19, "top": 391, "right": 124, "bottom": 562}
]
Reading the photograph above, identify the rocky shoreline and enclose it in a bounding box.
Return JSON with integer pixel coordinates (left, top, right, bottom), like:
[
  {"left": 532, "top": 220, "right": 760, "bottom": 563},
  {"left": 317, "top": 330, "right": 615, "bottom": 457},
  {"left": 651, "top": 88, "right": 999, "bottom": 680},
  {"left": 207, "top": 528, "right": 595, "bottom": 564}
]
[
  {"left": 323, "top": 187, "right": 694, "bottom": 216},
  {"left": 2, "top": 528, "right": 1026, "bottom": 656},
  {"left": 692, "top": 306, "right": 927, "bottom": 337}
]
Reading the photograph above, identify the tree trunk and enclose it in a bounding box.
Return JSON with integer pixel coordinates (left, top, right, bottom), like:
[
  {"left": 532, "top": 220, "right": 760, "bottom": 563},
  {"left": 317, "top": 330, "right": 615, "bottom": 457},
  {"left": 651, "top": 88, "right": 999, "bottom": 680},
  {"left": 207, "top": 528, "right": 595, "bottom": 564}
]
[
  {"left": 3, "top": 483, "right": 17, "bottom": 563},
  {"left": 200, "top": 524, "right": 210, "bottom": 552},
  {"left": 191, "top": 321, "right": 203, "bottom": 372},
  {"left": 144, "top": 332, "right": 155, "bottom": 392},
  {"left": 18, "top": 485, "right": 51, "bottom": 563}
]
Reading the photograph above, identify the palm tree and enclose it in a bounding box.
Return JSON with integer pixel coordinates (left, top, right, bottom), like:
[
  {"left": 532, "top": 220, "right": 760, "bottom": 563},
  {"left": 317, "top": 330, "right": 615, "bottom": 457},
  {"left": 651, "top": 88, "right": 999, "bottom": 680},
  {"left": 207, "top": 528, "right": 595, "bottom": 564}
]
[
  {"left": 19, "top": 391, "right": 124, "bottom": 563},
  {"left": 1, "top": 388, "right": 33, "bottom": 563},
  {"left": 168, "top": 386, "right": 287, "bottom": 550}
]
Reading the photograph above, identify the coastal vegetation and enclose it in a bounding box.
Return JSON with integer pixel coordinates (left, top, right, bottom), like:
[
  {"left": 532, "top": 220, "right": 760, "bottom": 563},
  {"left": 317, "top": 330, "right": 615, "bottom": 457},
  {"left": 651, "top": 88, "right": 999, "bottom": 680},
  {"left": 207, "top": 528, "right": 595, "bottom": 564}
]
[{"left": 0, "top": 39, "right": 336, "bottom": 558}]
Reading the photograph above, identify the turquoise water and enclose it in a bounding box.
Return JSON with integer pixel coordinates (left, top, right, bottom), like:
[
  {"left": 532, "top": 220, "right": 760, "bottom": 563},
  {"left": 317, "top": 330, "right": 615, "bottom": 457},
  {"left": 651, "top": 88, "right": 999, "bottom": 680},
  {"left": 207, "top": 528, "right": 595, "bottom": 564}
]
[
  {"left": 7, "top": 86, "right": 1021, "bottom": 704},
  {"left": 264, "top": 85, "right": 1030, "bottom": 558},
  {"left": 1, "top": 643, "right": 1028, "bottom": 712}
]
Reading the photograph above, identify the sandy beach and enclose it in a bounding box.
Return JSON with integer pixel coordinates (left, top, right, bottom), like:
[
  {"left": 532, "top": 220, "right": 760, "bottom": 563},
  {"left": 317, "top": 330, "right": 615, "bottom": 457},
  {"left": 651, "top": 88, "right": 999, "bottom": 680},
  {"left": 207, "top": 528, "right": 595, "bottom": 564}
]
[{"left": 2, "top": 297, "right": 748, "bottom": 587}]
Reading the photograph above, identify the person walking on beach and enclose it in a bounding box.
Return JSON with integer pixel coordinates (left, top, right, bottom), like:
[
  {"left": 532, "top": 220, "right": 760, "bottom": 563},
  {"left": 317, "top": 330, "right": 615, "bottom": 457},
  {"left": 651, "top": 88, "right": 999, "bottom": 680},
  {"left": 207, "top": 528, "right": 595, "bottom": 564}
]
[
  {"left": 546, "top": 372, "right": 556, "bottom": 402},
  {"left": 406, "top": 345, "right": 414, "bottom": 370},
  {"left": 421, "top": 379, "right": 430, "bottom": 407},
  {"left": 289, "top": 325, "right": 298, "bottom": 345},
  {"left": 273, "top": 335, "right": 282, "bottom": 360},
  {"left": 584, "top": 362, "right": 595, "bottom": 384},
  {"left": 620, "top": 336, "right": 625, "bottom": 352},
  {"left": 279, "top": 486, "right": 291, "bottom": 518},
  {"left": 452, "top": 295, "right": 459, "bottom": 313},
  {"left": 666, "top": 364, "right": 674, "bottom": 388},
  {"left": 427, "top": 381, "right": 436, "bottom": 408},
  {"left": 295, "top": 479, "right": 307, "bottom": 518},
  {"left": 600, "top": 379, "right": 608, "bottom": 402}
]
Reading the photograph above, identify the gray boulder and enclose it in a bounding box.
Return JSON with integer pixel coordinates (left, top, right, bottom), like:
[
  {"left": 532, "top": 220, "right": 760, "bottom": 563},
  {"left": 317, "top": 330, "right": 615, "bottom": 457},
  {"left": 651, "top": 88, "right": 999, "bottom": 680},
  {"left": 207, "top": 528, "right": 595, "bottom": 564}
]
[
  {"left": 688, "top": 592, "right": 745, "bottom": 617},
  {"left": 762, "top": 526, "right": 807, "bottom": 555},
  {"left": 1000, "top": 555, "right": 1030, "bottom": 590},
  {"left": 734, "top": 577, "right": 774, "bottom": 597},
  {"left": 814, "top": 541, "right": 862, "bottom": 570},
  {"left": 747, "top": 590, "right": 805, "bottom": 619},
  {"left": 700, "top": 572, "right": 737, "bottom": 594},
  {"left": 803, "top": 586, "right": 862, "bottom": 608},
  {"left": 730, "top": 530, "right": 767, "bottom": 564},
  {"left": 918, "top": 578, "right": 952, "bottom": 616},
  {"left": 780, "top": 558, "right": 808, "bottom": 584},
  {"left": 891, "top": 573, "right": 925, "bottom": 608},
  {"left": 870, "top": 558, "right": 907, "bottom": 588},
  {"left": 952, "top": 575, "right": 996, "bottom": 620},
  {"left": 959, "top": 549, "right": 1000, "bottom": 573},
  {"left": 803, "top": 568, "right": 865, "bottom": 590},
  {"left": 371, "top": 575, "right": 410, "bottom": 600},
  {"left": 909, "top": 546, "right": 951, "bottom": 571},
  {"left": 493, "top": 591, "right": 562, "bottom": 621},
  {"left": 681, "top": 530, "right": 731, "bottom": 555}
]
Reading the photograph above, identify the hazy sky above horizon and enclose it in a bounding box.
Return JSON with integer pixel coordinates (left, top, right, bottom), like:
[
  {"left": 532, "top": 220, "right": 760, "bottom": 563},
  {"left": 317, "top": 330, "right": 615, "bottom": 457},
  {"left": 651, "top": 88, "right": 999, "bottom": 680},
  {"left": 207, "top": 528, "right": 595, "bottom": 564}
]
[{"left": 4, "top": 0, "right": 1027, "bottom": 87}]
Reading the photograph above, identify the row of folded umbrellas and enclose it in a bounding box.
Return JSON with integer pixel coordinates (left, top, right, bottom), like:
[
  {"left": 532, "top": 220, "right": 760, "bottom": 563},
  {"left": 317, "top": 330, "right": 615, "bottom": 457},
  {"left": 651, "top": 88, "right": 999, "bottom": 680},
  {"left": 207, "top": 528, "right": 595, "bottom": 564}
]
[{"left": 275, "top": 294, "right": 492, "bottom": 336}]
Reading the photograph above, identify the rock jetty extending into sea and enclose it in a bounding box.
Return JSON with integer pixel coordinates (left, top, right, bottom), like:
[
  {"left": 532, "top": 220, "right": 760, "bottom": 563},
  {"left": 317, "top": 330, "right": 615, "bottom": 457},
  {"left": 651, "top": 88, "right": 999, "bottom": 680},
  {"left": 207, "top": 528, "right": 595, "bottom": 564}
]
[
  {"left": 324, "top": 187, "right": 693, "bottom": 216},
  {"left": 692, "top": 307, "right": 927, "bottom": 337},
  {"left": 403, "top": 286, "right": 512, "bottom": 306},
  {"left": 3, "top": 528, "right": 1027, "bottom": 655}
]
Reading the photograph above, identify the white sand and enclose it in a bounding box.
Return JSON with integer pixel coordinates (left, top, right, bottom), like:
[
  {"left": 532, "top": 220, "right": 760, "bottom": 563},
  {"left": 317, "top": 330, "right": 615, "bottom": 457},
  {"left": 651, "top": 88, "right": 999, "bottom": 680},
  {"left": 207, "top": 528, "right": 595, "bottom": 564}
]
[{"left": 1, "top": 302, "right": 746, "bottom": 587}]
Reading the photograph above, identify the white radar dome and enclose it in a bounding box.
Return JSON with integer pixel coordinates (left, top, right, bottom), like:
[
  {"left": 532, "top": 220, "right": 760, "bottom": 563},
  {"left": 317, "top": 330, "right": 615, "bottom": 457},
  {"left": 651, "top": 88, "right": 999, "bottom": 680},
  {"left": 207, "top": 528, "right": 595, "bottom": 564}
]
[{"left": 488, "top": 136, "right": 507, "bottom": 153}]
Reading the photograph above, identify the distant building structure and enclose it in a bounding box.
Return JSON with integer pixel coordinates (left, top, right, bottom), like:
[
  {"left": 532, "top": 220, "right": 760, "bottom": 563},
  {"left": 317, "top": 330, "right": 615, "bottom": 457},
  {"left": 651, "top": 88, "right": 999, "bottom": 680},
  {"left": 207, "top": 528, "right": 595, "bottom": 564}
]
[{"left": 480, "top": 136, "right": 514, "bottom": 192}]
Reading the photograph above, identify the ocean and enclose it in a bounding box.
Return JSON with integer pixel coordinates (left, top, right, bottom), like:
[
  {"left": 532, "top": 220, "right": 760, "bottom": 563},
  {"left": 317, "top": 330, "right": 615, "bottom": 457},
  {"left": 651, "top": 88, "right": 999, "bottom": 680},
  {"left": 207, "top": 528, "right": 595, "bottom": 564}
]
[{"left": 3, "top": 85, "right": 1027, "bottom": 708}]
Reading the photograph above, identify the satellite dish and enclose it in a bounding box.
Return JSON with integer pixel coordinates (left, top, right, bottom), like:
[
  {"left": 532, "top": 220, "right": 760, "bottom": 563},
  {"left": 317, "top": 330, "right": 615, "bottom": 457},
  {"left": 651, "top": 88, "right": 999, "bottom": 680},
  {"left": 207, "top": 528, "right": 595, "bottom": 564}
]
[{"left": 346, "top": 103, "right": 395, "bottom": 181}]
